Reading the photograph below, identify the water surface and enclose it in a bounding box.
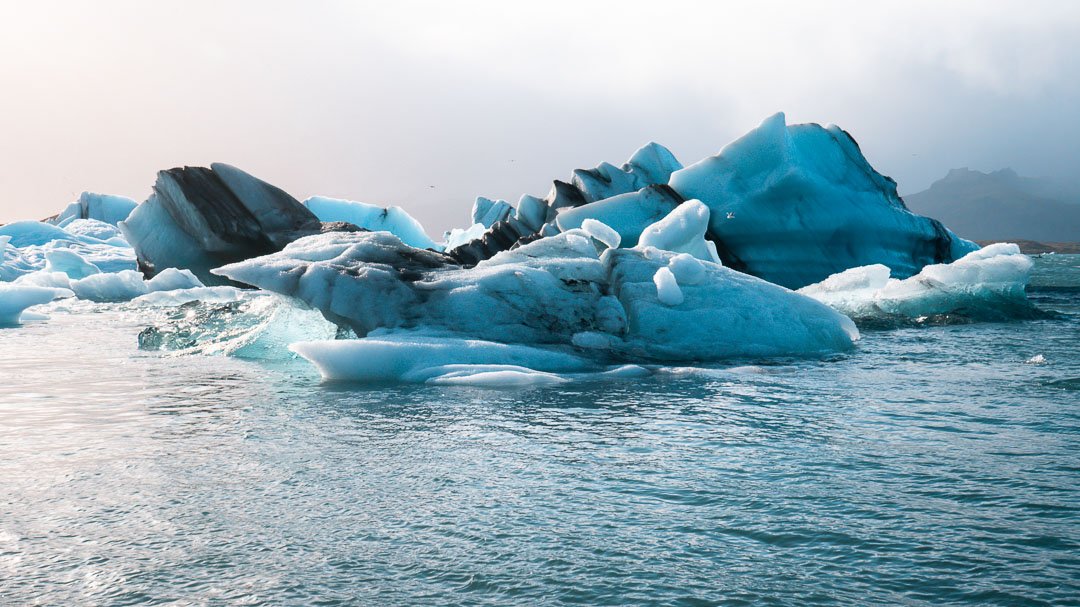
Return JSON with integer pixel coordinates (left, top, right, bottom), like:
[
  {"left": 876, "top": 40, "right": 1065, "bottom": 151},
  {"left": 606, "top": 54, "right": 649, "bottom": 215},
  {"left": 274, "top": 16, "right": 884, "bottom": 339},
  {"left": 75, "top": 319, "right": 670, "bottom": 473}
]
[{"left": 1, "top": 256, "right": 1078, "bottom": 605}]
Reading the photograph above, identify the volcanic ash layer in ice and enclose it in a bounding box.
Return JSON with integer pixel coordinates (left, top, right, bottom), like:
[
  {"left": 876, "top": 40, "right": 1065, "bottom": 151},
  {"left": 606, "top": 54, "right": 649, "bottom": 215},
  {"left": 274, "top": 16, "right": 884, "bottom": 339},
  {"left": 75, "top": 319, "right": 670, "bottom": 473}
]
[
  {"left": 119, "top": 163, "right": 362, "bottom": 286},
  {"left": 668, "top": 112, "right": 978, "bottom": 289},
  {"left": 215, "top": 205, "right": 859, "bottom": 380},
  {"left": 797, "top": 243, "right": 1036, "bottom": 322}
]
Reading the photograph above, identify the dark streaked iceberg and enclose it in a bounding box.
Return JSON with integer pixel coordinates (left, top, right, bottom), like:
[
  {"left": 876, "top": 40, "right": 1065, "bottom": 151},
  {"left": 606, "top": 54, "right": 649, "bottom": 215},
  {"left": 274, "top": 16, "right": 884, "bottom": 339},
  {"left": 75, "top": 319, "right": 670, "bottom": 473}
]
[
  {"left": 120, "top": 163, "right": 359, "bottom": 285},
  {"left": 446, "top": 142, "right": 683, "bottom": 265}
]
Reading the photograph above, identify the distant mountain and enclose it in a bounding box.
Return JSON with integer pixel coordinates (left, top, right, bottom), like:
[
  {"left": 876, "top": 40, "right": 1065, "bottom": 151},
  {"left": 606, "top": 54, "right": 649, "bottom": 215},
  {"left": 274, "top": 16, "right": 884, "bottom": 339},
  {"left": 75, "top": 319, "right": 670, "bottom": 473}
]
[{"left": 902, "top": 168, "right": 1080, "bottom": 242}]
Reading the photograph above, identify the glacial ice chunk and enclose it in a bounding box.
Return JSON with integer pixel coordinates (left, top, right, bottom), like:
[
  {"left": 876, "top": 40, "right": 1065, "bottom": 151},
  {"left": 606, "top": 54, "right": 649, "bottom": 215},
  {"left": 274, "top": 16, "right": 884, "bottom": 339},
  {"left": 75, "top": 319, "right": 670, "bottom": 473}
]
[
  {"left": 50, "top": 192, "right": 138, "bottom": 227},
  {"left": 0, "top": 221, "right": 137, "bottom": 279},
  {"left": 144, "top": 268, "right": 204, "bottom": 292},
  {"left": 44, "top": 250, "right": 100, "bottom": 279},
  {"left": 580, "top": 219, "right": 621, "bottom": 249},
  {"left": 303, "top": 196, "right": 437, "bottom": 249},
  {"left": 637, "top": 200, "right": 722, "bottom": 263},
  {"left": 0, "top": 284, "right": 72, "bottom": 325},
  {"left": 652, "top": 266, "right": 683, "bottom": 306},
  {"left": 471, "top": 197, "right": 513, "bottom": 228},
  {"left": 442, "top": 223, "right": 487, "bottom": 251},
  {"left": 120, "top": 163, "right": 358, "bottom": 285},
  {"left": 289, "top": 332, "right": 590, "bottom": 383},
  {"left": 217, "top": 228, "right": 857, "bottom": 366},
  {"left": 70, "top": 270, "right": 150, "bottom": 302},
  {"left": 798, "top": 242, "right": 1035, "bottom": 321},
  {"left": 555, "top": 185, "right": 683, "bottom": 247},
  {"left": 668, "top": 112, "right": 978, "bottom": 288}
]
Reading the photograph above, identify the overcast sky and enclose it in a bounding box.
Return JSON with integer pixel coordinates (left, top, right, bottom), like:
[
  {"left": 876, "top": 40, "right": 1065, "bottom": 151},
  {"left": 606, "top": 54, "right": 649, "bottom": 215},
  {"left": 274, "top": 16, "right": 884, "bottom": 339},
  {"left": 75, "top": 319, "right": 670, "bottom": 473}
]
[{"left": 1, "top": 0, "right": 1078, "bottom": 234}]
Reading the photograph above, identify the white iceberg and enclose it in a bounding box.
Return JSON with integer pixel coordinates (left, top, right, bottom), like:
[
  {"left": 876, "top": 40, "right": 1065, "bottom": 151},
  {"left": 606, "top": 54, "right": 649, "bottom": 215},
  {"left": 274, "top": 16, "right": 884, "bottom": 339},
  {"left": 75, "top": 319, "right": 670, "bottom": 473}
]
[
  {"left": 0, "top": 284, "right": 72, "bottom": 325},
  {"left": 798, "top": 243, "right": 1034, "bottom": 320}
]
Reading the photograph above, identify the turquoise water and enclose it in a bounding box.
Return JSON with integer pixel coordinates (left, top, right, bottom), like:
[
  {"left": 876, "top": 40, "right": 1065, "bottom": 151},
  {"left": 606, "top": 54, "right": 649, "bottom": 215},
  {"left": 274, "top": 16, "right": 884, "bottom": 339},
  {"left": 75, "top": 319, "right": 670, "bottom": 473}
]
[{"left": 1, "top": 256, "right": 1078, "bottom": 605}]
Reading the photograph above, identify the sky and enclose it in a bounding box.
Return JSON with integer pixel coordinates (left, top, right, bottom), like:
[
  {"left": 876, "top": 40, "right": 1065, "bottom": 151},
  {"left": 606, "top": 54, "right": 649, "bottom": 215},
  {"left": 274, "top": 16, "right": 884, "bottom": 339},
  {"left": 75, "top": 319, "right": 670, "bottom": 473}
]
[{"left": 1, "top": 0, "right": 1078, "bottom": 234}]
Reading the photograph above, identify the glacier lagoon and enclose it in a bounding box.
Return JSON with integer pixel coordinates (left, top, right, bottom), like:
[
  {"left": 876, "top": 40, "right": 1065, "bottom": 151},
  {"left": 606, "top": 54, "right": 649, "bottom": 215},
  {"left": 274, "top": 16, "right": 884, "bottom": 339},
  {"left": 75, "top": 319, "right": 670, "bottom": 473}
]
[
  {"left": 1, "top": 113, "right": 1077, "bottom": 604},
  {"left": 0, "top": 254, "right": 1077, "bottom": 605}
]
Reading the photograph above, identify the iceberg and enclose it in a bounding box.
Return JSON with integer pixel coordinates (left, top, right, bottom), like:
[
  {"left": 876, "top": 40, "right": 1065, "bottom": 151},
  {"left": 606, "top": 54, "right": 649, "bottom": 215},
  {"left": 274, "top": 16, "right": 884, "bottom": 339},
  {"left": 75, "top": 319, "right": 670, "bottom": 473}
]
[
  {"left": 446, "top": 142, "right": 683, "bottom": 265},
  {"left": 215, "top": 203, "right": 858, "bottom": 371},
  {"left": 798, "top": 243, "right": 1035, "bottom": 321},
  {"left": 302, "top": 196, "right": 437, "bottom": 249},
  {"left": 668, "top": 113, "right": 978, "bottom": 288},
  {"left": 0, "top": 284, "right": 72, "bottom": 325},
  {"left": 119, "top": 163, "right": 360, "bottom": 285},
  {"left": 49, "top": 192, "right": 138, "bottom": 227}
]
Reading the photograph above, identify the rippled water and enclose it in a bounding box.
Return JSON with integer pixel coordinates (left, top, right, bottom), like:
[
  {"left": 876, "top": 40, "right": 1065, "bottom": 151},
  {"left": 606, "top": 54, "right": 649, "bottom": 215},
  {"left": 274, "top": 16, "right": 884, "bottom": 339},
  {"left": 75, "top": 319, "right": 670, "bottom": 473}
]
[{"left": 2, "top": 256, "right": 1078, "bottom": 605}]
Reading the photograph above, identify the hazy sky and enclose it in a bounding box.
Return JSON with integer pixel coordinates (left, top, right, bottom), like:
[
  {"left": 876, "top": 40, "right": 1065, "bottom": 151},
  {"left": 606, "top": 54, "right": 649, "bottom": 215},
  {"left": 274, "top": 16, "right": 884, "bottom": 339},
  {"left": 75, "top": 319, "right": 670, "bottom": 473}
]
[{"left": 1, "top": 0, "right": 1078, "bottom": 234}]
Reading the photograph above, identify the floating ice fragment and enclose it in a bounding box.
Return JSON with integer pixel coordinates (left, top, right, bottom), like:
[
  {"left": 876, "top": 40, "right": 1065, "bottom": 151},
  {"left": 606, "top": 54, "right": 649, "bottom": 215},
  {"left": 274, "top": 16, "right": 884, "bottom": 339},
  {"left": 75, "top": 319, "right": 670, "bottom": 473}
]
[
  {"left": 798, "top": 242, "right": 1034, "bottom": 321},
  {"left": 0, "top": 284, "right": 72, "bottom": 325},
  {"left": 289, "top": 332, "right": 590, "bottom": 382}
]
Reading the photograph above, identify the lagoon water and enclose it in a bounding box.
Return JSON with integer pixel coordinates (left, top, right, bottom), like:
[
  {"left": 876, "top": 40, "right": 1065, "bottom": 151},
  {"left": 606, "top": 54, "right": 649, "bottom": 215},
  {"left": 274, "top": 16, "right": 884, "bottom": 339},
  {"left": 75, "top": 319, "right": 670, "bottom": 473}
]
[{"left": 1, "top": 256, "right": 1078, "bottom": 605}]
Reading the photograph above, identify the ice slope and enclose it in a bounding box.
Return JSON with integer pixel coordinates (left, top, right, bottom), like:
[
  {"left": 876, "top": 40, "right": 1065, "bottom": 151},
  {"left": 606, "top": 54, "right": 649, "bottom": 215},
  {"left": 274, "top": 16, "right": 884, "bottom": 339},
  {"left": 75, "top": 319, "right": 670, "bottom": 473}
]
[
  {"left": 668, "top": 112, "right": 978, "bottom": 289},
  {"left": 120, "top": 163, "right": 359, "bottom": 285},
  {"left": 798, "top": 243, "right": 1035, "bottom": 321},
  {"left": 215, "top": 204, "right": 857, "bottom": 371},
  {"left": 50, "top": 192, "right": 138, "bottom": 227},
  {"left": 302, "top": 196, "right": 437, "bottom": 249}
]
